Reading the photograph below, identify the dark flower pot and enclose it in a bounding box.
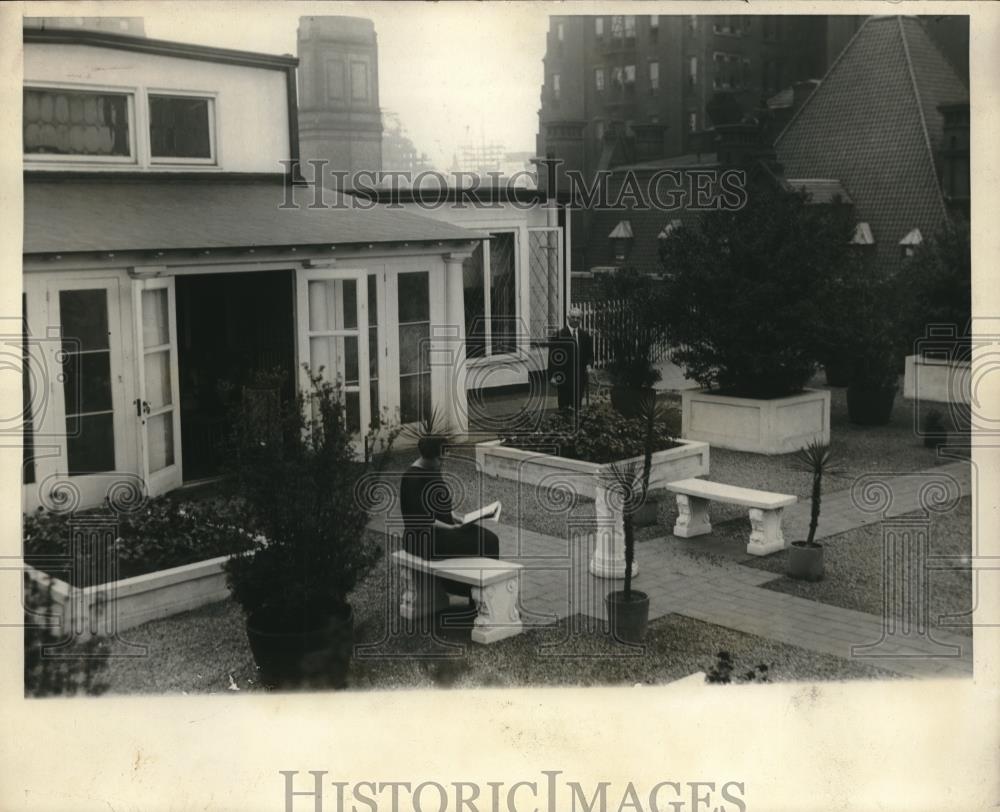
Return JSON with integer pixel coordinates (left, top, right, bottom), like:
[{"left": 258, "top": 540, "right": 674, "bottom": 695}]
[
  {"left": 610, "top": 386, "right": 655, "bottom": 418},
  {"left": 245, "top": 604, "right": 354, "bottom": 690},
  {"left": 823, "top": 358, "right": 853, "bottom": 387},
  {"left": 606, "top": 590, "right": 650, "bottom": 644},
  {"left": 788, "top": 541, "right": 824, "bottom": 581},
  {"left": 847, "top": 383, "right": 897, "bottom": 426}
]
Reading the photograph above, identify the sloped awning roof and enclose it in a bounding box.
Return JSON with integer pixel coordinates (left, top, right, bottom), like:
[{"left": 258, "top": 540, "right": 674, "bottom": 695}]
[
  {"left": 851, "top": 222, "right": 875, "bottom": 245},
  {"left": 23, "top": 178, "right": 484, "bottom": 255},
  {"left": 899, "top": 227, "right": 924, "bottom": 246},
  {"left": 608, "top": 220, "right": 633, "bottom": 239}
]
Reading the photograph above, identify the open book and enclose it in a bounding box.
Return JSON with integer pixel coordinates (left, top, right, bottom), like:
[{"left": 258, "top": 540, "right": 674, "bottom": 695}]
[{"left": 457, "top": 500, "right": 502, "bottom": 526}]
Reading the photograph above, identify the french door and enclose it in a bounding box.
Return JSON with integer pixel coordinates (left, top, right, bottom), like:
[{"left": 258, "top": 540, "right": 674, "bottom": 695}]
[
  {"left": 296, "top": 267, "right": 372, "bottom": 449},
  {"left": 132, "top": 277, "right": 182, "bottom": 496}
]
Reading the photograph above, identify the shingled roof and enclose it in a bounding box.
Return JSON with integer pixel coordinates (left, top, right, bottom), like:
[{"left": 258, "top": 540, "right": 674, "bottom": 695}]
[{"left": 775, "top": 15, "right": 967, "bottom": 273}]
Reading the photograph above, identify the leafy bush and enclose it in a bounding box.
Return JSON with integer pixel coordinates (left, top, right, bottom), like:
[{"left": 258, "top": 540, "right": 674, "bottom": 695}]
[
  {"left": 24, "top": 574, "right": 107, "bottom": 697},
  {"left": 659, "top": 182, "right": 857, "bottom": 397},
  {"left": 500, "top": 400, "right": 680, "bottom": 464},
  {"left": 222, "top": 368, "right": 387, "bottom": 631},
  {"left": 705, "top": 650, "right": 770, "bottom": 684},
  {"left": 23, "top": 497, "right": 248, "bottom": 588},
  {"left": 898, "top": 219, "right": 971, "bottom": 357},
  {"left": 595, "top": 269, "right": 666, "bottom": 389}
]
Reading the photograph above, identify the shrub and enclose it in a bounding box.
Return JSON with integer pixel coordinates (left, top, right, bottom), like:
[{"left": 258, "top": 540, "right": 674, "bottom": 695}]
[
  {"left": 500, "top": 400, "right": 680, "bottom": 464},
  {"left": 23, "top": 497, "right": 248, "bottom": 588},
  {"left": 222, "top": 368, "right": 388, "bottom": 631},
  {"left": 659, "top": 182, "right": 857, "bottom": 397},
  {"left": 594, "top": 269, "right": 667, "bottom": 390},
  {"left": 705, "top": 650, "right": 770, "bottom": 684}
]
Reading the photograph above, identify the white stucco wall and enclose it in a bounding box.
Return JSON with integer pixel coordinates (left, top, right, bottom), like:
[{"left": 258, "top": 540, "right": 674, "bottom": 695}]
[{"left": 24, "top": 42, "right": 291, "bottom": 173}]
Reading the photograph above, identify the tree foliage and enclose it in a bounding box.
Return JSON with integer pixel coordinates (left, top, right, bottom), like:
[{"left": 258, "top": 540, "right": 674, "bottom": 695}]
[
  {"left": 658, "top": 182, "right": 857, "bottom": 398},
  {"left": 595, "top": 269, "right": 668, "bottom": 389}
]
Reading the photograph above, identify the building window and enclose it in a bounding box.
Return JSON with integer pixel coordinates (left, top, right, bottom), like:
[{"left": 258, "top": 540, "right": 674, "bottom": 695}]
[
  {"left": 650, "top": 15, "right": 659, "bottom": 29},
  {"left": 595, "top": 17, "right": 604, "bottom": 37},
  {"left": 24, "top": 87, "right": 132, "bottom": 159},
  {"left": 624, "top": 65, "right": 636, "bottom": 85},
  {"left": 326, "top": 59, "right": 345, "bottom": 101},
  {"left": 557, "top": 22, "right": 564, "bottom": 41},
  {"left": 688, "top": 56, "right": 698, "bottom": 86},
  {"left": 463, "top": 232, "right": 518, "bottom": 359},
  {"left": 148, "top": 94, "right": 214, "bottom": 161},
  {"left": 397, "top": 272, "right": 431, "bottom": 424},
  {"left": 649, "top": 61, "right": 659, "bottom": 92},
  {"left": 688, "top": 15, "right": 698, "bottom": 33},
  {"left": 351, "top": 61, "right": 369, "bottom": 101},
  {"left": 688, "top": 112, "right": 697, "bottom": 132},
  {"left": 595, "top": 67, "right": 605, "bottom": 92},
  {"left": 59, "top": 289, "right": 115, "bottom": 475},
  {"left": 594, "top": 120, "right": 605, "bottom": 149},
  {"left": 552, "top": 74, "right": 561, "bottom": 101},
  {"left": 624, "top": 15, "right": 636, "bottom": 38}
]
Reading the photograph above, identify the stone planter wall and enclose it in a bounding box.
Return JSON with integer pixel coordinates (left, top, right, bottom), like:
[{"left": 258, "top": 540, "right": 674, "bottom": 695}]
[
  {"left": 475, "top": 439, "right": 709, "bottom": 578},
  {"left": 903, "top": 354, "right": 971, "bottom": 405},
  {"left": 26, "top": 554, "right": 231, "bottom": 640},
  {"left": 680, "top": 388, "right": 830, "bottom": 454}
]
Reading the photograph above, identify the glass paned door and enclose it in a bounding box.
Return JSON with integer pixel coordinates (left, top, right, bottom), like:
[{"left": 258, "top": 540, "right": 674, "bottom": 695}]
[
  {"left": 133, "top": 277, "right": 182, "bottom": 495},
  {"left": 396, "top": 271, "right": 431, "bottom": 425},
  {"left": 297, "top": 268, "right": 370, "bottom": 443}
]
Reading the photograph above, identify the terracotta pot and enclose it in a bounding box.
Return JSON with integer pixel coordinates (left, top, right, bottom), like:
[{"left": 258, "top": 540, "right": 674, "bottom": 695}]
[
  {"left": 606, "top": 590, "right": 650, "bottom": 644},
  {"left": 788, "top": 541, "right": 824, "bottom": 582},
  {"left": 246, "top": 605, "right": 354, "bottom": 690},
  {"left": 847, "top": 383, "right": 897, "bottom": 425}
]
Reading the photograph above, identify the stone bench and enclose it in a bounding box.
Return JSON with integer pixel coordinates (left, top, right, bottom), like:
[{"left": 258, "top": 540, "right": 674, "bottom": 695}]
[
  {"left": 391, "top": 551, "right": 524, "bottom": 644},
  {"left": 665, "top": 478, "right": 798, "bottom": 556}
]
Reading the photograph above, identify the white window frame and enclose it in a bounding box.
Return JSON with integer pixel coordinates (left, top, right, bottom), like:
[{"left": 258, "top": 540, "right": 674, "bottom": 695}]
[
  {"left": 146, "top": 90, "right": 218, "bottom": 166},
  {"left": 23, "top": 81, "right": 138, "bottom": 166}
]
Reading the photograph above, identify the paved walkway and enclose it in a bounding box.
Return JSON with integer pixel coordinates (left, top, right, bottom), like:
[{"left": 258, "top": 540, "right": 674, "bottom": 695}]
[{"left": 369, "top": 460, "right": 973, "bottom": 680}]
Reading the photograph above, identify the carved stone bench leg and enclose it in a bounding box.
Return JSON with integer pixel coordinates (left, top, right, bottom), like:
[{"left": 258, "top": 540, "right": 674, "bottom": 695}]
[
  {"left": 747, "top": 507, "right": 785, "bottom": 556},
  {"left": 470, "top": 575, "right": 523, "bottom": 644},
  {"left": 673, "top": 494, "right": 712, "bottom": 538},
  {"left": 399, "top": 567, "right": 449, "bottom": 620}
]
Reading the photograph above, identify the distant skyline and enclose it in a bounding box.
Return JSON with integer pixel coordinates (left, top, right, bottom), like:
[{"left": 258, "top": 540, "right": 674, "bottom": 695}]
[{"left": 135, "top": 4, "right": 550, "bottom": 170}]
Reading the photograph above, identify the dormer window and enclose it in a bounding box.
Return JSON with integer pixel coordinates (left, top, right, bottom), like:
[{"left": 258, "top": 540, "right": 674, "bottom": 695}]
[
  {"left": 149, "top": 94, "right": 215, "bottom": 162},
  {"left": 24, "top": 86, "right": 134, "bottom": 161},
  {"left": 900, "top": 228, "right": 923, "bottom": 258}
]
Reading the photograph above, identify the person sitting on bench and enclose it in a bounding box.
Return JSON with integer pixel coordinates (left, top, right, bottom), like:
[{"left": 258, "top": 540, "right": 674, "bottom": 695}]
[{"left": 399, "top": 434, "right": 501, "bottom": 599}]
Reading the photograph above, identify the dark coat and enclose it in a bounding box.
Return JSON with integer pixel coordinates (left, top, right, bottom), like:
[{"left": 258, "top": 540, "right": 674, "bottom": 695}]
[{"left": 547, "top": 325, "right": 594, "bottom": 409}]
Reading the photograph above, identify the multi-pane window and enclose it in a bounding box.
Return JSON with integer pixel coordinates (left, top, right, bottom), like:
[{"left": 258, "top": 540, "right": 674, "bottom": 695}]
[
  {"left": 557, "top": 22, "right": 564, "bottom": 41},
  {"left": 24, "top": 87, "right": 131, "bottom": 158},
  {"left": 351, "top": 61, "right": 369, "bottom": 101},
  {"left": 397, "top": 272, "right": 431, "bottom": 424},
  {"left": 650, "top": 15, "right": 659, "bottom": 29},
  {"left": 149, "top": 95, "right": 213, "bottom": 160},
  {"left": 713, "top": 53, "right": 747, "bottom": 90},
  {"left": 624, "top": 15, "right": 636, "bottom": 38},
  {"left": 60, "top": 290, "right": 115, "bottom": 475},
  {"left": 624, "top": 65, "right": 636, "bottom": 85},
  {"left": 463, "top": 232, "right": 518, "bottom": 359},
  {"left": 688, "top": 112, "right": 697, "bottom": 132},
  {"left": 595, "top": 68, "right": 605, "bottom": 92},
  {"left": 688, "top": 56, "right": 698, "bottom": 86},
  {"left": 552, "top": 74, "right": 561, "bottom": 100},
  {"left": 649, "top": 61, "right": 660, "bottom": 91},
  {"left": 595, "top": 17, "right": 604, "bottom": 36}
]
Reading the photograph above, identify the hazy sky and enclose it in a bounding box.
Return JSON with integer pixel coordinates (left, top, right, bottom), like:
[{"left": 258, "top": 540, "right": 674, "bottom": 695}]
[{"left": 139, "top": 3, "right": 551, "bottom": 169}]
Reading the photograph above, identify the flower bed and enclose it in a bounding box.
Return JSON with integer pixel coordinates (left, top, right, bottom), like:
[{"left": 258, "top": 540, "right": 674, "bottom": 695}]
[{"left": 23, "top": 496, "right": 249, "bottom": 638}]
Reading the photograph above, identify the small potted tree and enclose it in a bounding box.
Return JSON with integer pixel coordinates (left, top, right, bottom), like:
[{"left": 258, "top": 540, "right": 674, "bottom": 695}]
[
  {"left": 223, "top": 367, "right": 397, "bottom": 690},
  {"left": 595, "top": 269, "right": 665, "bottom": 417},
  {"left": 788, "top": 439, "right": 841, "bottom": 581},
  {"left": 603, "top": 393, "right": 660, "bottom": 642}
]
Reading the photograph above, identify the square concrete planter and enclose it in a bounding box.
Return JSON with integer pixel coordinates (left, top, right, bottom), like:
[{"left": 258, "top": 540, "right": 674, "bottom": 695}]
[
  {"left": 26, "top": 554, "right": 232, "bottom": 641},
  {"left": 681, "top": 388, "right": 830, "bottom": 454},
  {"left": 903, "top": 354, "right": 971, "bottom": 405},
  {"left": 475, "top": 438, "right": 709, "bottom": 578}
]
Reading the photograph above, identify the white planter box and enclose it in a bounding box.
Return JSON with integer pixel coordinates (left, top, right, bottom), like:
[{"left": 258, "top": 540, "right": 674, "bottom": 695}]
[
  {"left": 903, "top": 354, "right": 971, "bottom": 405},
  {"left": 26, "top": 554, "right": 232, "bottom": 640},
  {"left": 475, "top": 438, "right": 709, "bottom": 578},
  {"left": 680, "top": 388, "right": 830, "bottom": 454}
]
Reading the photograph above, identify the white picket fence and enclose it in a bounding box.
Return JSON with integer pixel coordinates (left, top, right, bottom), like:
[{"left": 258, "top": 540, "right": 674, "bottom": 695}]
[{"left": 571, "top": 299, "right": 671, "bottom": 370}]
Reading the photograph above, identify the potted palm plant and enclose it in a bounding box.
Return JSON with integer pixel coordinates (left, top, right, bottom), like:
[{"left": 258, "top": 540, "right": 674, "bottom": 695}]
[
  {"left": 788, "top": 439, "right": 840, "bottom": 581},
  {"left": 223, "top": 367, "right": 398, "bottom": 690},
  {"left": 603, "top": 393, "right": 660, "bottom": 642}
]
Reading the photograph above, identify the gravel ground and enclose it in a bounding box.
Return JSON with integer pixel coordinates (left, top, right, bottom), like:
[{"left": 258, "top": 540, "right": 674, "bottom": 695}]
[
  {"left": 89, "top": 595, "right": 897, "bottom": 695},
  {"left": 740, "top": 498, "right": 973, "bottom": 636}
]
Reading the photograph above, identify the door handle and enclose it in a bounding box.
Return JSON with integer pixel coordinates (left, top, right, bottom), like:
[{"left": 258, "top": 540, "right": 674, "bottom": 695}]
[{"left": 134, "top": 399, "right": 151, "bottom": 417}]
